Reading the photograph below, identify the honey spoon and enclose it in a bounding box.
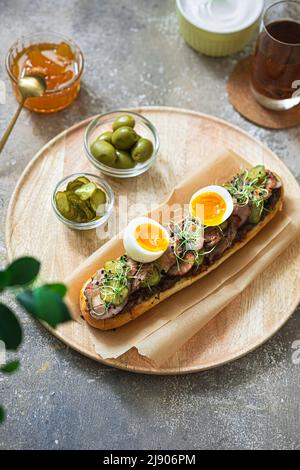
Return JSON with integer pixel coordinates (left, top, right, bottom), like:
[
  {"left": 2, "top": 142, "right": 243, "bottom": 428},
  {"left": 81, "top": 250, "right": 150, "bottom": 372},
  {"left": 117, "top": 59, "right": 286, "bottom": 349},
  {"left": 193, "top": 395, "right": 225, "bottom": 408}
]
[{"left": 0, "top": 75, "right": 46, "bottom": 154}]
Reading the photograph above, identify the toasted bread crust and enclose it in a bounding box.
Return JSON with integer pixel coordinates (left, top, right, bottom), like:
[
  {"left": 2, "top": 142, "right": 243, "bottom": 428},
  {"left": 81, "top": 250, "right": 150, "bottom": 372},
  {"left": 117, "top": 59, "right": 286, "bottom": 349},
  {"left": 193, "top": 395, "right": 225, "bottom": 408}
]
[{"left": 80, "top": 191, "right": 283, "bottom": 330}]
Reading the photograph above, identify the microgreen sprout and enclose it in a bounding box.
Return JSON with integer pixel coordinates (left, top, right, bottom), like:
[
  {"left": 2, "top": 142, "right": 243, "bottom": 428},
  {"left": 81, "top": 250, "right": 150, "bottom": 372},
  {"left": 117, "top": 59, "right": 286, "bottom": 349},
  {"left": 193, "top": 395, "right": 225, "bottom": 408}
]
[
  {"left": 169, "top": 217, "right": 205, "bottom": 269},
  {"left": 223, "top": 168, "right": 269, "bottom": 212}
]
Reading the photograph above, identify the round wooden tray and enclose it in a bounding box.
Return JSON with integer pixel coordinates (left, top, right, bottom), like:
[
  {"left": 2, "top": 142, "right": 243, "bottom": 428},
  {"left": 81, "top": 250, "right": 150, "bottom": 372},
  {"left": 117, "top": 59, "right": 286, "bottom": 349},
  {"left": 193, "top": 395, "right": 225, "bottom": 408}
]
[{"left": 6, "top": 107, "right": 300, "bottom": 374}]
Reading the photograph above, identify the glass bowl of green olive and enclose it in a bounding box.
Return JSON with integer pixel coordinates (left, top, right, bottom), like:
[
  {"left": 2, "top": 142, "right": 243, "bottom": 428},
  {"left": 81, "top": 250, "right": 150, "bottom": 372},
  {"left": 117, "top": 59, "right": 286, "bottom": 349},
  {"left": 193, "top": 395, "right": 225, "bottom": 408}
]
[
  {"left": 52, "top": 173, "right": 114, "bottom": 230},
  {"left": 84, "top": 110, "right": 160, "bottom": 178}
]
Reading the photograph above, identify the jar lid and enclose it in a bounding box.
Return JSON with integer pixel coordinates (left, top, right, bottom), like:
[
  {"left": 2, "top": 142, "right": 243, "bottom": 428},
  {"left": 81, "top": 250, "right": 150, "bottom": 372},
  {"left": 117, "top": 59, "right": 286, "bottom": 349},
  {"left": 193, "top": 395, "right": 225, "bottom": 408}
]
[{"left": 177, "top": 0, "right": 264, "bottom": 34}]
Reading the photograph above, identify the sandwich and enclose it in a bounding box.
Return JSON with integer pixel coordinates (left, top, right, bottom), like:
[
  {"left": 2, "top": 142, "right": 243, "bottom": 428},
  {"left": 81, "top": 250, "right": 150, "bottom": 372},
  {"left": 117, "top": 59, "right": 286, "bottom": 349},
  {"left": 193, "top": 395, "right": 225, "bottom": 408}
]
[{"left": 80, "top": 165, "right": 283, "bottom": 330}]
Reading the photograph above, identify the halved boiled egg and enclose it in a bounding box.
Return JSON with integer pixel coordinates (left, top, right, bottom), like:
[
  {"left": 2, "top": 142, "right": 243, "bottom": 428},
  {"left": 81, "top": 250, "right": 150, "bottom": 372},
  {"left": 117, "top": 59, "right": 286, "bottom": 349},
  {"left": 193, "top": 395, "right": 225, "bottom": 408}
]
[
  {"left": 189, "top": 185, "right": 234, "bottom": 227},
  {"left": 123, "top": 217, "right": 169, "bottom": 263}
]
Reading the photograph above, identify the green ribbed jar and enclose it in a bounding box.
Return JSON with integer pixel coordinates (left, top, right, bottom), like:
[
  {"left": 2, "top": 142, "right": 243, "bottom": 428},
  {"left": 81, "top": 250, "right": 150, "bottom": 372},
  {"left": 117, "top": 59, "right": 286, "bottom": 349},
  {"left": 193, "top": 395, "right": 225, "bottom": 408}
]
[{"left": 176, "top": 0, "right": 264, "bottom": 57}]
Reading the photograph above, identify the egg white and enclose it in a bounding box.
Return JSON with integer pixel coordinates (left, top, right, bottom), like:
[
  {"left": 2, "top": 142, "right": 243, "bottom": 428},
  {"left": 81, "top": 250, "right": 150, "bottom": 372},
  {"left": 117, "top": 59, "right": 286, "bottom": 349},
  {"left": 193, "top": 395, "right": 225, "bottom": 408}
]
[
  {"left": 123, "top": 216, "right": 169, "bottom": 263},
  {"left": 189, "top": 185, "right": 234, "bottom": 226}
]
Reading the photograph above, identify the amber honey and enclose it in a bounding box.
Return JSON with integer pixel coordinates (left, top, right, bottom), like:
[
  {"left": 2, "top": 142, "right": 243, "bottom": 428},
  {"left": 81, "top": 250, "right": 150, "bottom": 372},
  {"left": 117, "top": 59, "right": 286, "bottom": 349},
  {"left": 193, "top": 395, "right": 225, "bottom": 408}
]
[{"left": 6, "top": 34, "right": 84, "bottom": 113}]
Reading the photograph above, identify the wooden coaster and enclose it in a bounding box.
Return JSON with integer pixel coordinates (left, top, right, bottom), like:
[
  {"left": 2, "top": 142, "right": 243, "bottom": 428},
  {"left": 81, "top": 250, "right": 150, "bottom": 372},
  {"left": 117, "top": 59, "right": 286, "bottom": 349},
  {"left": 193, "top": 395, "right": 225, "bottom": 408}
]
[{"left": 227, "top": 56, "right": 300, "bottom": 129}]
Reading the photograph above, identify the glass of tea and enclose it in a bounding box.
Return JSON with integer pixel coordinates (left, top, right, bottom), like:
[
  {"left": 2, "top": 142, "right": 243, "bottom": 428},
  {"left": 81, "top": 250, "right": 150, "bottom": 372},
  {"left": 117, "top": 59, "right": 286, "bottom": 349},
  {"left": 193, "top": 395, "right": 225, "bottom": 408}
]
[
  {"left": 251, "top": 1, "right": 300, "bottom": 111},
  {"left": 6, "top": 32, "right": 84, "bottom": 113}
]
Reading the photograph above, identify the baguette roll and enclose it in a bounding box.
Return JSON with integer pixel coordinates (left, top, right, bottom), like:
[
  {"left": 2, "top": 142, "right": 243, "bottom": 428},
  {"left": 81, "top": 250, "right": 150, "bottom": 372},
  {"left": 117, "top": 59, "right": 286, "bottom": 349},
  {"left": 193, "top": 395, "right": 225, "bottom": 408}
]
[{"left": 80, "top": 169, "right": 283, "bottom": 331}]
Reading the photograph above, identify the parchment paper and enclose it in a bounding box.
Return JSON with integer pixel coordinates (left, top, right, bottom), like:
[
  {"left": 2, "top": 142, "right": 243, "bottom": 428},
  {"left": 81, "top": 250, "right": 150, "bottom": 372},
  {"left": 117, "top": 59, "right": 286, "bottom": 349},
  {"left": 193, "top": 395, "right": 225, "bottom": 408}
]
[{"left": 66, "top": 150, "right": 300, "bottom": 366}]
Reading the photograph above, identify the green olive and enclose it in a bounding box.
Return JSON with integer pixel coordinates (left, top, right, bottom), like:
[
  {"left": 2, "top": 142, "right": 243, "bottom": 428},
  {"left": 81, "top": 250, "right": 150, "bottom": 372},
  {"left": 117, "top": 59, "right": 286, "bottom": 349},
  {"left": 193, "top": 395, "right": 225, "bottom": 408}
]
[
  {"left": 111, "top": 126, "right": 139, "bottom": 150},
  {"left": 115, "top": 150, "right": 136, "bottom": 169},
  {"left": 90, "top": 140, "right": 117, "bottom": 166},
  {"left": 97, "top": 131, "right": 113, "bottom": 144},
  {"left": 112, "top": 114, "right": 135, "bottom": 131},
  {"left": 131, "top": 138, "right": 153, "bottom": 163}
]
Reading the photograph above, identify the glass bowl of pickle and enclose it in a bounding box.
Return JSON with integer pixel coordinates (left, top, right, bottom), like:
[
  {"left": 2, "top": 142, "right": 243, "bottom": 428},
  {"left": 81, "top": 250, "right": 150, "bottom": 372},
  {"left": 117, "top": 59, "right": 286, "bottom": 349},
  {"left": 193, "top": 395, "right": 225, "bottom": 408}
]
[
  {"left": 6, "top": 32, "right": 84, "bottom": 113},
  {"left": 84, "top": 111, "right": 160, "bottom": 178},
  {"left": 52, "top": 173, "right": 114, "bottom": 230}
]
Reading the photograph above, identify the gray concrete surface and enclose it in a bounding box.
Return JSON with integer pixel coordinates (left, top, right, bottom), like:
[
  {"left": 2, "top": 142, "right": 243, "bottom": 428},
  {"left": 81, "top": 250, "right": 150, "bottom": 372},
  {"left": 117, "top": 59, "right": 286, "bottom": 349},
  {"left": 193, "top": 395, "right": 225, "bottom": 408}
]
[{"left": 0, "top": 0, "right": 299, "bottom": 450}]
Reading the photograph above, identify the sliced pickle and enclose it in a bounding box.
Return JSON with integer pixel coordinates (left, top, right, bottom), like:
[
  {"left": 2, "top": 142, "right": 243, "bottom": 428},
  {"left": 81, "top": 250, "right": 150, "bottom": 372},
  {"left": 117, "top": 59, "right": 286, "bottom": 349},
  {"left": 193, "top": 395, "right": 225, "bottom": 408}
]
[
  {"left": 104, "top": 260, "right": 124, "bottom": 275},
  {"left": 195, "top": 254, "right": 205, "bottom": 267},
  {"left": 66, "top": 176, "right": 90, "bottom": 192},
  {"left": 249, "top": 204, "right": 263, "bottom": 224},
  {"left": 55, "top": 192, "right": 71, "bottom": 218},
  {"left": 76, "top": 176, "right": 90, "bottom": 184},
  {"left": 66, "top": 192, "right": 86, "bottom": 208},
  {"left": 90, "top": 189, "right": 107, "bottom": 213},
  {"left": 55, "top": 176, "right": 107, "bottom": 224},
  {"left": 141, "top": 267, "right": 161, "bottom": 288},
  {"left": 67, "top": 181, "right": 82, "bottom": 191},
  {"left": 75, "top": 182, "right": 97, "bottom": 201},
  {"left": 65, "top": 193, "right": 93, "bottom": 222},
  {"left": 100, "top": 284, "right": 129, "bottom": 305},
  {"left": 248, "top": 165, "right": 266, "bottom": 182},
  {"left": 74, "top": 207, "right": 87, "bottom": 223},
  {"left": 81, "top": 204, "right": 95, "bottom": 221}
]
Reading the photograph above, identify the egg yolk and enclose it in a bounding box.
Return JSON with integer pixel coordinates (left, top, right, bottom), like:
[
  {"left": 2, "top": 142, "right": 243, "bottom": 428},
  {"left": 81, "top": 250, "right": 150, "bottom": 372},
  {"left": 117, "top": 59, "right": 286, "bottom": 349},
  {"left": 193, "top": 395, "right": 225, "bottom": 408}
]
[
  {"left": 135, "top": 224, "right": 168, "bottom": 252},
  {"left": 191, "top": 192, "right": 226, "bottom": 226}
]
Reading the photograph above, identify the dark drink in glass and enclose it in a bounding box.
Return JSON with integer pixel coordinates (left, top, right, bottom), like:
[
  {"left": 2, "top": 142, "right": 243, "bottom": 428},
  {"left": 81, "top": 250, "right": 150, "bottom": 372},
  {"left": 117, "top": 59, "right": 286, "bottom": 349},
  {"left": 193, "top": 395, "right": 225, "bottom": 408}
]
[{"left": 251, "top": 1, "right": 300, "bottom": 111}]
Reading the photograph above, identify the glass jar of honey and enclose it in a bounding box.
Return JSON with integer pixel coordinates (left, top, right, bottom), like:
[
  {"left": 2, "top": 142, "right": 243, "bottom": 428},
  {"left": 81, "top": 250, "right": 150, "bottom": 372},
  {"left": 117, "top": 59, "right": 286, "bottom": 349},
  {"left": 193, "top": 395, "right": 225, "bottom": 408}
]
[{"left": 6, "top": 33, "right": 84, "bottom": 113}]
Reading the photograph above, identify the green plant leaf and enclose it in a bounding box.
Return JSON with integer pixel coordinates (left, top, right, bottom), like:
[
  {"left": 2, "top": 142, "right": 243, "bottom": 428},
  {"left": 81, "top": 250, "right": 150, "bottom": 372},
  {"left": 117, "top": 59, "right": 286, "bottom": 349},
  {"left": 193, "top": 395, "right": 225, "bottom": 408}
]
[
  {"left": 17, "top": 286, "right": 71, "bottom": 328},
  {"left": 0, "top": 360, "right": 20, "bottom": 374},
  {"left": 0, "top": 270, "right": 11, "bottom": 293},
  {"left": 0, "top": 303, "right": 22, "bottom": 350},
  {"left": 0, "top": 405, "right": 5, "bottom": 423},
  {"left": 33, "top": 286, "right": 71, "bottom": 327},
  {"left": 44, "top": 283, "right": 67, "bottom": 298},
  {"left": 16, "top": 290, "right": 36, "bottom": 316},
  {"left": 6, "top": 257, "right": 40, "bottom": 287}
]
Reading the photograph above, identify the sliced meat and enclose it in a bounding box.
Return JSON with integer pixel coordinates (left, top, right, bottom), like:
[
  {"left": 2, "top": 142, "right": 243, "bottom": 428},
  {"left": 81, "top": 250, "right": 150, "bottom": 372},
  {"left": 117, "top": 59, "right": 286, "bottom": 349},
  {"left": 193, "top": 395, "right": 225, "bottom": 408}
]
[
  {"left": 226, "top": 218, "right": 239, "bottom": 244},
  {"left": 102, "top": 299, "right": 128, "bottom": 319},
  {"left": 88, "top": 291, "right": 106, "bottom": 318},
  {"left": 233, "top": 205, "right": 251, "bottom": 228},
  {"left": 204, "top": 226, "right": 223, "bottom": 249},
  {"left": 186, "top": 237, "right": 204, "bottom": 251},
  {"left": 131, "top": 263, "right": 155, "bottom": 292},
  {"left": 84, "top": 271, "right": 104, "bottom": 302},
  {"left": 266, "top": 173, "right": 281, "bottom": 191},
  {"left": 84, "top": 273, "right": 128, "bottom": 319},
  {"left": 185, "top": 225, "right": 204, "bottom": 251},
  {"left": 89, "top": 297, "right": 128, "bottom": 320},
  {"left": 266, "top": 187, "right": 281, "bottom": 210},
  {"left": 126, "top": 257, "right": 139, "bottom": 277},
  {"left": 168, "top": 252, "right": 195, "bottom": 277},
  {"left": 207, "top": 219, "right": 238, "bottom": 265},
  {"left": 156, "top": 246, "right": 177, "bottom": 273},
  {"left": 85, "top": 286, "right": 128, "bottom": 320},
  {"left": 207, "top": 239, "right": 228, "bottom": 264}
]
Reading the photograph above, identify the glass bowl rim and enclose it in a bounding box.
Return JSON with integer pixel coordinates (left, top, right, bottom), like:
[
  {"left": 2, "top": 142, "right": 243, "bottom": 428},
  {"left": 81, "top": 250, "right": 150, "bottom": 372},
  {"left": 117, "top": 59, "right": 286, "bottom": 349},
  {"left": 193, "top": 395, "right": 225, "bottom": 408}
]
[
  {"left": 51, "top": 172, "right": 114, "bottom": 230},
  {"left": 83, "top": 110, "right": 160, "bottom": 177},
  {"left": 6, "top": 31, "right": 85, "bottom": 94}
]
